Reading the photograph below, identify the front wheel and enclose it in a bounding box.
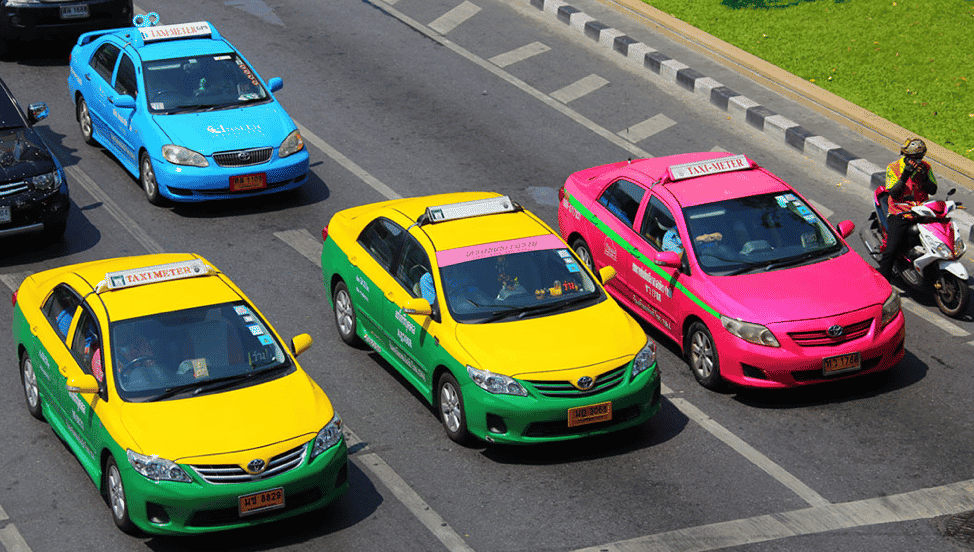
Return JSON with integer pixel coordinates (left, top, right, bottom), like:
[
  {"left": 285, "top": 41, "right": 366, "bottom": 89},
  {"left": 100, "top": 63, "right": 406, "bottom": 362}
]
[
  {"left": 20, "top": 352, "right": 44, "bottom": 420},
  {"left": 935, "top": 271, "right": 970, "bottom": 318},
  {"left": 139, "top": 151, "right": 165, "bottom": 206},
  {"left": 104, "top": 456, "right": 137, "bottom": 534},
  {"left": 571, "top": 237, "right": 594, "bottom": 271},
  {"left": 686, "top": 321, "right": 722, "bottom": 390},
  {"left": 437, "top": 372, "right": 469, "bottom": 445}
]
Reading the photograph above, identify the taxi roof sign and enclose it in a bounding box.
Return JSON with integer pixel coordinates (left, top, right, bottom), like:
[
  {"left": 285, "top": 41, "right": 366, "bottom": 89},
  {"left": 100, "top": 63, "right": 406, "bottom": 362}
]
[
  {"left": 100, "top": 259, "right": 211, "bottom": 292},
  {"left": 424, "top": 196, "right": 517, "bottom": 224},
  {"left": 667, "top": 154, "right": 752, "bottom": 181},
  {"left": 138, "top": 21, "right": 212, "bottom": 43}
]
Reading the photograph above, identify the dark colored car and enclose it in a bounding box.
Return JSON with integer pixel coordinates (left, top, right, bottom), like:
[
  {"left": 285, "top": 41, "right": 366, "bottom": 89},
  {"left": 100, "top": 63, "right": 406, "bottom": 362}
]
[
  {"left": 0, "top": 77, "right": 69, "bottom": 241},
  {"left": 1, "top": 0, "right": 132, "bottom": 56}
]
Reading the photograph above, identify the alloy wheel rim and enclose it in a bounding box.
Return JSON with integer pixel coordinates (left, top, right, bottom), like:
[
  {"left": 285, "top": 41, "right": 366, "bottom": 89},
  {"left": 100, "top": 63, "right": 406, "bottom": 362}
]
[
  {"left": 691, "top": 332, "right": 714, "bottom": 378},
  {"left": 23, "top": 359, "right": 38, "bottom": 408},
  {"left": 336, "top": 290, "right": 353, "bottom": 336},
  {"left": 80, "top": 103, "right": 92, "bottom": 138},
  {"left": 576, "top": 246, "right": 592, "bottom": 269},
  {"left": 440, "top": 383, "right": 461, "bottom": 432},
  {"left": 108, "top": 465, "right": 125, "bottom": 519},
  {"left": 142, "top": 158, "right": 157, "bottom": 197}
]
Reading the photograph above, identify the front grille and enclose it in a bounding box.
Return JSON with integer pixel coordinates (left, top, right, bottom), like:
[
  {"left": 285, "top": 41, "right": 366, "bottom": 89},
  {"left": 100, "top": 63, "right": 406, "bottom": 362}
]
[
  {"left": 788, "top": 319, "right": 872, "bottom": 347},
  {"left": 526, "top": 365, "right": 627, "bottom": 398},
  {"left": 213, "top": 147, "right": 272, "bottom": 167},
  {"left": 191, "top": 445, "right": 306, "bottom": 484},
  {"left": 0, "top": 181, "right": 29, "bottom": 197}
]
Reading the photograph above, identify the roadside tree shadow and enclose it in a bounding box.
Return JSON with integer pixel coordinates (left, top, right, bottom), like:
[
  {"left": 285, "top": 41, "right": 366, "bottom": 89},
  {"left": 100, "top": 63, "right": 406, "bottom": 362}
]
[{"left": 720, "top": 0, "right": 826, "bottom": 8}]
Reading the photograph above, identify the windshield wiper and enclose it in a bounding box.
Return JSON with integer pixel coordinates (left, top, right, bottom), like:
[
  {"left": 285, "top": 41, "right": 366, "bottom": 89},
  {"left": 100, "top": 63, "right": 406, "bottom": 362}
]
[
  {"left": 762, "top": 247, "right": 839, "bottom": 271},
  {"left": 515, "top": 292, "right": 599, "bottom": 319},
  {"left": 193, "top": 363, "right": 289, "bottom": 395},
  {"left": 145, "top": 381, "right": 208, "bottom": 402}
]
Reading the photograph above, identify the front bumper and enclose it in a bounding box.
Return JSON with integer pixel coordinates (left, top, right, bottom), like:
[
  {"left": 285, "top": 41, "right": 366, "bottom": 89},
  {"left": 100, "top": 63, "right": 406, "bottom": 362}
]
[
  {"left": 122, "top": 438, "right": 348, "bottom": 535},
  {"left": 0, "top": 182, "right": 69, "bottom": 238},
  {"left": 1, "top": 0, "right": 132, "bottom": 42},
  {"left": 463, "top": 363, "right": 662, "bottom": 445},
  {"left": 153, "top": 149, "right": 309, "bottom": 203}
]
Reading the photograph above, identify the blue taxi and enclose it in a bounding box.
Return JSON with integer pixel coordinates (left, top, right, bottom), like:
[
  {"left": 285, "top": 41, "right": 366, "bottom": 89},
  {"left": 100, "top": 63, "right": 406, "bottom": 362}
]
[{"left": 68, "top": 15, "right": 309, "bottom": 204}]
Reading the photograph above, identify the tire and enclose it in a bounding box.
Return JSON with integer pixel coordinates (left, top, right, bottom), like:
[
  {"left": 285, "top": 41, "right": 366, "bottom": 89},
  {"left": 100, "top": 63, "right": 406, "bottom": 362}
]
[
  {"left": 20, "top": 352, "right": 44, "bottom": 421},
  {"left": 333, "top": 281, "right": 362, "bottom": 347},
  {"left": 935, "top": 271, "right": 970, "bottom": 318},
  {"left": 77, "top": 97, "right": 97, "bottom": 146},
  {"left": 437, "top": 372, "right": 469, "bottom": 445},
  {"left": 139, "top": 151, "right": 165, "bottom": 206},
  {"left": 571, "top": 237, "right": 594, "bottom": 271},
  {"left": 105, "top": 456, "right": 137, "bottom": 534},
  {"left": 686, "top": 321, "right": 722, "bottom": 389}
]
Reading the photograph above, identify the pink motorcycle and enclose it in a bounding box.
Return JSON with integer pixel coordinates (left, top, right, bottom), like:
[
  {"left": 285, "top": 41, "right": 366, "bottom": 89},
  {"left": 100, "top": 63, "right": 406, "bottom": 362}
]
[{"left": 862, "top": 186, "right": 969, "bottom": 318}]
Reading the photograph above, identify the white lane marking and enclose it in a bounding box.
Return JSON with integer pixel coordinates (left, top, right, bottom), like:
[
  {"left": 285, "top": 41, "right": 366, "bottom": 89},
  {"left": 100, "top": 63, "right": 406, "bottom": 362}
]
[
  {"left": 662, "top": 384, "right": 829, "bottom": 508},
  {"left": 428, "top": 1, "right": 481, "bottom": 35},
  {"left": 0, "top": 504, "right": 33, "bottom": 552},
  {"left": 550, "top": 74, "right": 609, "bottom": 104},
  {"left": 64, "top": 165, "right": 165, "bottom": 254},
  {"left": 489, "top": 41, "right": 550, "bottom": 68},
  {"left": 618, "top": 113, "right": 677, "bottom": 143},
  {"left": 571, "top": 477, "right": 974, "bottom": 552},
  {"left": 710, "top": 145, "right": 729, "bottom": 152},
  {"left": 807, "top": 199, "right": 833, "bottom": 219},
  {"left": 893, "top": 287, "right": 971, "bottom": 337},
  {"left": 0, "top": 272, "right": 31, "bottom": 293},
  {"left": 274, "top": 229, "right": 323, "bottom": 267},
  {"left": 294, "top": 122, "right": 401, "bottom": 200},
  {"left": 371, "top": 0, "right": 651, "bottom": 158}
]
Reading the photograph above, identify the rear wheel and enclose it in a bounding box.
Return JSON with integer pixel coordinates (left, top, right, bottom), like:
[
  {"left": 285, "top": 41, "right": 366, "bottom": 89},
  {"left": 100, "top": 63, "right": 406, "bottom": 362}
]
[
  {"left": 20, "top": 352, "right": 44, "bottom": 420},
  {"left": 935, "top": 272, "right": 970, "bottom": 318},
  {"left": 105, "top": 456, "right": 137, "bottom": 534},
  {"left": 437, "top": 372, "right": 469, "bottom": 445},
  {"left": 686, "top": 321, "right": 722, "bottom": 389},
  {"left": 570, "top": 237, "right": 594, "bottom": 271}
]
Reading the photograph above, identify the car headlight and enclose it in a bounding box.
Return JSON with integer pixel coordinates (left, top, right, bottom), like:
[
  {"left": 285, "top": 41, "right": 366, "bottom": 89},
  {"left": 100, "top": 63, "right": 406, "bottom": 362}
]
[
  {"left": 880, "top": 289, "right": 901, "bottom": 328},
  {"left": 126, "top": 449, "right": 193, "bottom": 483},
  {"left": 311, "top": 413, "right": 343, "bottom": 460},
  {"left": 631, "top": 339, "right": 657, "bottom": 378},
  {"left": 27, "top": 170, "right": 62, "bottom": 192},
  {"left": 279, "top": 129, "right": 304, "bottom": 158},
  {"left": 161, "top": 145, "right": 208, "bottom": 167},
  {"left": 467, "top": 365, "right": 528, "bottom": 396},
  {"left": 720, "top": 316, "right": 780, "bottom": 347}
]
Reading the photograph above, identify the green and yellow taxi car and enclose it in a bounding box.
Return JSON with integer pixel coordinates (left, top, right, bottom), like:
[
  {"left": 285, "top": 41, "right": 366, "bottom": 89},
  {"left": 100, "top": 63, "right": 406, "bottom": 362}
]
[
  {"left": 321, "top": 192, "right": 662, "bottom": 445},
  {"left": 12, "top": 253, "right": 347, "bottom": 534}
]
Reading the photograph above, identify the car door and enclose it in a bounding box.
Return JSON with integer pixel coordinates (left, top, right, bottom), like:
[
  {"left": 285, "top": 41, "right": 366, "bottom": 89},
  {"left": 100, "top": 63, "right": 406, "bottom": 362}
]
[
  {"left": 64, "top": 302, "right": 105, "bottom": 470},
  {"left": 35, "top": 284, "right": 83, "bottom": 426},
  {"left": 592, "top": 178, "right": 647, "bottom": 301},
  {"left": 82, "top": 41, "right": 122, "bottom": 154},
  {"left": 352, "top": 216, "right": 405, "bottom": 340},
  {"left": 103, "top": 52, "right": 140, "bottom": 167},
  {"left": 629, "top": 194, "right": 683, "bottom": 339}
]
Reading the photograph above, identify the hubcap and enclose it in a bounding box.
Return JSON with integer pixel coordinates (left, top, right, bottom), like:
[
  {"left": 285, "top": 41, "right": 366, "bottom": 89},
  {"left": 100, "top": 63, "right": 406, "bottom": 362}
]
[
  {"left": 440, "top": 382, "right": 461, "bottom": 433},
  {"left": 575, "top": 246, "right": 592, "bottom": 269},
  {"left": 80, "top": 103, "right": 92, "bottom": 137},
  {"left": 108, "top": 464, "right": 126, "bottom": 520},
  {"left": 336, "top": 290, "right": 354, "bottom": 336},
  {"left": 22, "top": 358, "right": 38, "bottom": 408},
  {"left": 141, "top": 157, "right": 157, "bottom": 197},
  {"left": 690, "top": 332, "right": 714, "bottom": 378}
]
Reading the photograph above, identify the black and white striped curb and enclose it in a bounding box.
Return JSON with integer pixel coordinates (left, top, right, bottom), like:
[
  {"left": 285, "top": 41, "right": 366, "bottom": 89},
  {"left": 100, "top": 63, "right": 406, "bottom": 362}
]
[{"left": 525, "top": 0, "right": 974, "bottom": 239}]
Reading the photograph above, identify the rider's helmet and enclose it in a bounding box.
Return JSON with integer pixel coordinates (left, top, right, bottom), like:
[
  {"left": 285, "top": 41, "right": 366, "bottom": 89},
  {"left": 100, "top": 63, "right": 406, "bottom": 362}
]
[{"left": 900, "top": 138, "right": 927, "bottom": 158}]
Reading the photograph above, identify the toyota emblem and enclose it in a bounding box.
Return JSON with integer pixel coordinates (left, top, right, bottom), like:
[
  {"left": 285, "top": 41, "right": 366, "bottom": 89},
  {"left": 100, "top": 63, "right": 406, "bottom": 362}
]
[
  {"left": 247, "top": 459, "right": 266, "bottom": 474},
  {"left": 827, "top": 325, "right": 844, "bottom": 338},
  {"left": 576, "top": 376, "right": 594, "bottom": 390},
  {"left": 237, "top": 151, "right": 251, "bottom": 163}
]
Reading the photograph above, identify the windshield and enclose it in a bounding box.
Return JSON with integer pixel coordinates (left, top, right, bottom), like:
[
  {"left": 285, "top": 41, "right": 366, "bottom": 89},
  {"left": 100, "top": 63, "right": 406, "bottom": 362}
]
[
  {"left": 437, "top": 236, "right": 603, "bottom": 323},
  {"left": 683, "top": 192, "right": 843, "bottom": 276},
  {"left": 111, "top": 301, "right": 290, "bottom": 401},
  {"left": 143, "top": 53, "right": 270, "bottom": 114}
]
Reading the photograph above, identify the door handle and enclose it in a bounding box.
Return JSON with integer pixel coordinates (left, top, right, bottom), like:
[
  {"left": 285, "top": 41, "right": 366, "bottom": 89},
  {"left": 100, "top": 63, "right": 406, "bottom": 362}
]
[{"left": 58, "top": 365, "right": 68, "bottom": 377}]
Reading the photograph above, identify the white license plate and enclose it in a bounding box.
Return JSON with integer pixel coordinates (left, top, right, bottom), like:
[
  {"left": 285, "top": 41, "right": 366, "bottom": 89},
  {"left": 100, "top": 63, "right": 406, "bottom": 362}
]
[
  {"left": 0, "top": 206, "right": 10, "bottom": 224},
  {"left": 60, "top": 5, "right": 90, "bottom": 19}
]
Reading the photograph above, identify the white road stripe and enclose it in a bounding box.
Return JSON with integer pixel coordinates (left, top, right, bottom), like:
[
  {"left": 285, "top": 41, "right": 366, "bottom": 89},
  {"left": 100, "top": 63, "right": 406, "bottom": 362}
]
[
  {"left": 294, "top": 122, "right": 401, "bottom": 200},
  {"left": 807, "top": 199, "right": 833, "bottom": 219},
  {"left": 550, "top": 74, "right": 609, "bottom": 104},
  {"left": 428, "top": 1, "right": 481, "bottom": 35},
  {"left": 489, "top": 41, "right": 550, "bottom": 68},
  {"left": 618, "top": 113, "right": 677, "bottom": 143},
  {"left": 572, "top": 478, "right": 974, "bottom": 552},
  {"left": 0, "top": 272, "right": 31, "bottom": 293},
  {"left": 273, "top": 229, "right": 323, "bottom": 267},
  {"left": 895, "top": 289, "right": 970, "bottom": 337},
  {"left": 0, "top": 505, "right": 32, "bottom": 552}
]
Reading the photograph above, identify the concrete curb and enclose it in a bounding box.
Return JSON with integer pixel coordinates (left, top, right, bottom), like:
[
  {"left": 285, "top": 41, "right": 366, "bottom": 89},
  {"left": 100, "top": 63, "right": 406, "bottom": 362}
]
[{"left": 523, "top": 0, "right": 974, "bottom": 242}]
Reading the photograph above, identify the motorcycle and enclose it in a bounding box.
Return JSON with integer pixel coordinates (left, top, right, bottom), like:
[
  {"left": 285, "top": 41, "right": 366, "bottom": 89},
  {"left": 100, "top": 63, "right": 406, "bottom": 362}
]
[{"left": 861, "top": 187, "right": 970, "bottom": 318}]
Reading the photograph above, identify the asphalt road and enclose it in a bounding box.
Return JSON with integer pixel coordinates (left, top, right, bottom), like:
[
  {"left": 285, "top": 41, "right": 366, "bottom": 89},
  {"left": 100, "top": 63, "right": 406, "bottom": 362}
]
[{"left": 2, "top": 0, "right": 974, "bottom": 551}]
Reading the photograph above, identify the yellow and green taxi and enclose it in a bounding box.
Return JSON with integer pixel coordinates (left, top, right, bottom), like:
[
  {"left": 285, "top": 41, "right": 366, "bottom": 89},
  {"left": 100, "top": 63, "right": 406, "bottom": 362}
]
[
  {"left": 12, "top": 254, "right": 347, "bottom": 535},
  {"left": 321, "top": 192, "right": 661, "bottom": 445}
]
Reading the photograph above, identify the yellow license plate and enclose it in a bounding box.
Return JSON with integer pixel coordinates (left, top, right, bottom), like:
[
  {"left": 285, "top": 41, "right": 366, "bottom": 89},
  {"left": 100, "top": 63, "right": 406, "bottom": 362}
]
[
  {"left": 567, "top": 401, "right": 612, "bottom": 427},
  {"left": 238, "top": 487, "right": 284, "bottom": 516},
  {"left": 823, "top": 352, "right": 861, "bottom": 375},
  {"left": 230, "top": 173, "right": 266, "bottom": 191}
]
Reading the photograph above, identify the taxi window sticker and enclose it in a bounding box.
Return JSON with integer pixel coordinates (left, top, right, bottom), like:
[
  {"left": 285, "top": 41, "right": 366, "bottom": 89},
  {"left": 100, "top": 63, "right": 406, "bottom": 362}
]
[
  {"left": 436, "top": 234, "right": 565, "bottom": 267},
  {"left": 247, "top": 325, "right": 264, "bottom": 336}
]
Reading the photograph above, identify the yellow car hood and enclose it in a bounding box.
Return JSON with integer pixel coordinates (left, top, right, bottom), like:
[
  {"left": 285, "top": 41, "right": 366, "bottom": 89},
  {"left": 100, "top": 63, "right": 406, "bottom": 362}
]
[
  {"left": 454, "top": 298, "right": 646, "bottom": 379},
  {"left": 118, "top": 371, "right": 333, "bottom": 463}
]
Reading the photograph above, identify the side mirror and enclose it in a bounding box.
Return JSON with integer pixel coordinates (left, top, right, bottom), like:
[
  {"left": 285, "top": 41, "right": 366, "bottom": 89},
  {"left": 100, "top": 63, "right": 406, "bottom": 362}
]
[
  {"left": 837, "top": 220, "right": 855, "bottom": 239},
  {"left": 27, "top": 102, "right": 49, "bottom": 125},
  {"left": 402, "top": 298, "right": 432, "bottom": 316},
  {"left": 653, "top": 251, "right": 682, "bottom": 268},
  {"left": 598, "top": 266, "right": 617, "bottom": 284},
  {"left": 67, "top": 374, "right": 99, "bottom": 394},
  {"left": 291, "top": 333, "right": 313, "bottom": 357},
  {"left": 267, "top": 77, "right": 283, "bottom": 93},
  {"left": 111, "top": 95, "right": 135, "bottom": 109}
]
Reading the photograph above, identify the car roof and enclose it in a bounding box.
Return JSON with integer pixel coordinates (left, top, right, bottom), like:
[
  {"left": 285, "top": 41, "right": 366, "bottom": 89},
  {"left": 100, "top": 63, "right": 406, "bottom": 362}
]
[{"left": 80, "top": 20, "right": 235, "bottom": 62}]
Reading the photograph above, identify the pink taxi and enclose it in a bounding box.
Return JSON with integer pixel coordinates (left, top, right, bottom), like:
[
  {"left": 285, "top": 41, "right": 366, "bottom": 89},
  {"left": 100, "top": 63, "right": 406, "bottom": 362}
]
[{"left": 558, "top": 152, "right": 905, "bottom": 389}]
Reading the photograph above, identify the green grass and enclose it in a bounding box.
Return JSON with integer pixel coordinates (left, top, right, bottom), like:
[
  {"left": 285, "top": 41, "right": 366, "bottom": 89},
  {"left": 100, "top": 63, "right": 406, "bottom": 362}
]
[{"left": 642, "top": 0, "right": 974, "bottom": 162}]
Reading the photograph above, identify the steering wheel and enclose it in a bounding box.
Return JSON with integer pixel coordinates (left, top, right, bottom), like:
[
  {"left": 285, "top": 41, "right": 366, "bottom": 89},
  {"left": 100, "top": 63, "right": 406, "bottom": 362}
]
[{"left": 118, "top": 356, "right": 158, "bottom": 386}]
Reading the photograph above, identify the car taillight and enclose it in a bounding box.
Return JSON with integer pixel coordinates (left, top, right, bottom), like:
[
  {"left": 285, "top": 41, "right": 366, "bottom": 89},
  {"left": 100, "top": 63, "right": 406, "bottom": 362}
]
[
  {"left": 558, "top": 186, "right": 565, "bottom": 202},
  {"left": 321, "top": 226, "right": 329, "bottom": 241},
  {"left": 11, "top": 290, "right": 18, "bottom": 307}
]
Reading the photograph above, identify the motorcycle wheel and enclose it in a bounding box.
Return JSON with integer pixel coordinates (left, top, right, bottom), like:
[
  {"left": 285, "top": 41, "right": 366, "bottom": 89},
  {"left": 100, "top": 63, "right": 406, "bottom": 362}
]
[{"left": 934, "top": 271, "right": 970, "bottom": 318}]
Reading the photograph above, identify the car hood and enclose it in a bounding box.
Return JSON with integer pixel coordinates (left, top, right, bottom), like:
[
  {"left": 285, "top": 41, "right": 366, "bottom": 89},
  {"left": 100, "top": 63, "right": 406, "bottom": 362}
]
[
  {"left": 151, "top": 104, "right": 294, "bottom": 155},
  {"left": 454, "top": 297, "right": 646, "bottom": 379},
  {"left": 701, "top": 250, "right": 892, "bottom": 323},
  {"left": 0, "top": 128, "right": 56, "bottom": 182},
  {"left": 119, "top": 371, "right": 332, "bottom": 462}
]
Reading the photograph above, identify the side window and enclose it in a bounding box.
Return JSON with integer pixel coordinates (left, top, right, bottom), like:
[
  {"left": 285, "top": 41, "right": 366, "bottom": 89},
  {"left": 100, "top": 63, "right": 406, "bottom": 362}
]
[
  {"left": 70, "top": 309, "right": 104, "bottom": 383},
  {"left": 90, "top": 43, "right": 121, "bottom": 83},
  {"left": 598, "top": 179, "right": 645, "bottom": 229},
  {"left": 394, "top": 236, "right": 433, "bottom": 299},
  {"left": 357, "top": 218, "right": 404, "bottom": 271},
  {"left": 42, "top": 285, "right": 82, "bottom": 341},
  {"left": 639, "top": 196, "right": 680, "bottom": 253},
  {"left": 114, "top": 54, "right": 138, "bottom": 98}
]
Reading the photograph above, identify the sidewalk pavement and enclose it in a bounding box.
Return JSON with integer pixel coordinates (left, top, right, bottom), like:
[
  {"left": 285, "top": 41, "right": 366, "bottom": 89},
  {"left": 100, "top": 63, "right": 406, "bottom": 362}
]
[{"left": 522, "top": 0, "right": 974, "bottom": 241}]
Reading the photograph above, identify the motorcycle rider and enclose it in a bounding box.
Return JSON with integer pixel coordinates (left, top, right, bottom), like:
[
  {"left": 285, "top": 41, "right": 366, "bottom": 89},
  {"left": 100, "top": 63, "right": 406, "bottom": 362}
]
[{"left": 878, "top": 138, "right": 938, "bottom": 280}]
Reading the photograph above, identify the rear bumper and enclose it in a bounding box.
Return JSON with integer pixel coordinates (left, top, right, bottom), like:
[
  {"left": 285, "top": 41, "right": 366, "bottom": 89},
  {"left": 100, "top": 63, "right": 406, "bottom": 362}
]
[{"left": 1, "top": 0, "right": 132, "bottom": 42}]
